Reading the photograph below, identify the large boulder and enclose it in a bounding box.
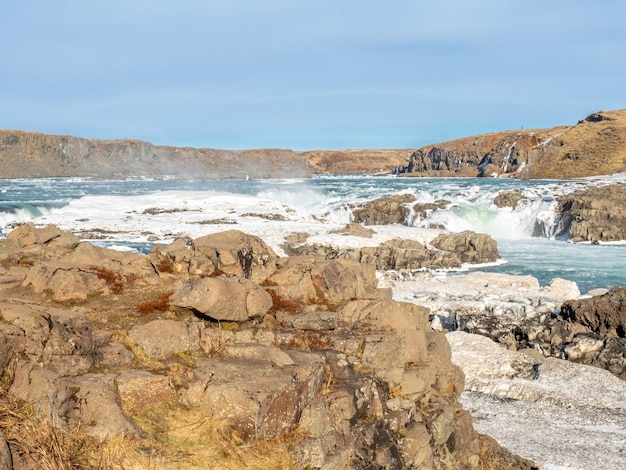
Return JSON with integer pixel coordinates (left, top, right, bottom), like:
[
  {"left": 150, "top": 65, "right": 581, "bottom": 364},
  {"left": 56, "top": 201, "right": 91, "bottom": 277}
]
[
  {"left": 0, "top": 300, "right": 95, "bottom": 376},
  {"left": 191, "top": 230, "right": 278, "bottom": 283},
  {"left": 493, "top": 189, "right": 528, "bottom": 209},
  {"left": 181, "top": 352, "right": 326, "bottom": 438},
  {"left": 350, "top": 194, "right": 416, "bottom": 225},
  {"left": 555, "top": 184, "right": 626, "bottom": 242},
  {"left": 171, "top": 277, "right": 273, "bottom": 321},
  {"left": 561, "top": 286, "right": 626, "bottom": 337},
  {"left": 430, "top": 230, "right": 500, "bottom": 264},
  {"left": 128, "top": 319, "right": 202, "bottom": 360},
  {"left": 266, "top": 257, "right": 379, "bottom": 307}
]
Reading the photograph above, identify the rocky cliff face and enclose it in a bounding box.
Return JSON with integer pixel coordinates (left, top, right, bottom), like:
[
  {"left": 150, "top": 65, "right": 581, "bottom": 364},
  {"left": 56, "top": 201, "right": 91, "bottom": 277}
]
[
  {"left": 0, "top": 131, "right": 312, "bottom": 179},
  {"left": 0, "top": 130, "right": 412, "bottom": 179},
  {"left": 397, "top": 109, "right": 626, "bottom": 179},
  {"left": 0, "top": 224, "right": 533, "bottom": 469}
]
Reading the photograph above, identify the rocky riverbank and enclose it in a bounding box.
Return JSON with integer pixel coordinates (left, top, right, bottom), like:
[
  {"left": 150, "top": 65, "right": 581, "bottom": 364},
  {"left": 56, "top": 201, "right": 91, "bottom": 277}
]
[{"left": 0, "top": 224, "right": 534, "bottom": 469}]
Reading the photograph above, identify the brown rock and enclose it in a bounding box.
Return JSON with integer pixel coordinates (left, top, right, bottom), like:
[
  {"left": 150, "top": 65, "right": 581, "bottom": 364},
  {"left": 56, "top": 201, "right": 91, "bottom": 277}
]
[
  {"left": 171, "top": 276, "right": 273, "bottom": 321},
  {"left": 493, "top": 189, "right": 527, "bottom": 209},
  {"left": 128, "top": 319, "right": 202, "bottom": 360},
  {"left": 430, "top": 230, "right": 500, "bottom": 264},
  {"left": 181, "top": 352, "right": 326, "bottom": 438},
  {"left": 116, "top": 370, "right": 177, "bottom": 415},
  {"left": 350, "top": 194, "right": 416, "bottom": 225},
  {"left": 0, "top": 300, "right": 95, "bottom": 376},
  {"left": 561, "top": 286, "right": 626, "bottom": 337},
  {"left": 61, "top": 374, "right": 141, "bottom": 438},
  {"left": 556, "top": 184, "right": 626, "bottom": 242},
  {"left": 191, "top": 230, "right": 277, "bottom": 283},
  {"left": 266, "top": 257, "right": 378, "bottom": 307}
]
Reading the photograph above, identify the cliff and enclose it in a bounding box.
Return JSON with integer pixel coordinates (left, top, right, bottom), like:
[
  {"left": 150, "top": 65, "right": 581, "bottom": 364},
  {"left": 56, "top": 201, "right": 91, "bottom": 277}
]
[
  {"left": 397, "top": 109, "right": 626, "bottom": 179},
  {"left": 0, "top": 130, "right": 410, "bottom": 179}
]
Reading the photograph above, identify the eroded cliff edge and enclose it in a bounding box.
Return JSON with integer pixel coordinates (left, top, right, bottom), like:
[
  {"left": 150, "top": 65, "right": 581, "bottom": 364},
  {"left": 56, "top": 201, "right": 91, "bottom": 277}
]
[{"left": 396, "top": 109, "right": 626, "bottom": 179}]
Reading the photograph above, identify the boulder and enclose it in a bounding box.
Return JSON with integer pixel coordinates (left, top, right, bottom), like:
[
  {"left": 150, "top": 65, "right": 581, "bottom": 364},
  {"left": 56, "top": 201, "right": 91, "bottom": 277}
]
[
  {"left": 191, "top": 230, "right": 278, "bottom": 283},
  {"left": 171, "top": 276, "right": 272, "bottom": 322},
  {"left": 266, "top": 257, "right": 378, "bottom": 307},
  {"left": 128, "top": 319, "right": 202, "bottom": 360},
  {"left": 493, "top": 189, "right": 527, "bottom": 209},
  {"left": 430, "top": 230, "right": 500, "bottom": 264},
  {"left": 116, "top": 370, "right": 177, "bottom": 415},
  {"left": 60, "top": 374, "right": 141, "bottom": 438},
  {"left": 181, "top": 352, "right": 326, "bottom": 438},
  {"left": 561, "top": 286, "right": 626, "bottom": 337},
  {"left": 350, "top": 194, "right": 416, "bottom": 225},
  {"left": 0, "top": 300, "right": 95, "bottom": 376},
  {"left": 555, "top": 183, "right": 626, "bottom": 242}
]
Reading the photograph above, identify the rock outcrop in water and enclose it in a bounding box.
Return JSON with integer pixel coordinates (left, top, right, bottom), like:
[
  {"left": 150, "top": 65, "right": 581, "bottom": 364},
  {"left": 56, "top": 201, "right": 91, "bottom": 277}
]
[
  {"left": 0, "top": 224, "right": 533, "bottom": 469},
  {"left": 396, "top": 109, "right": 626, "bottom": 179},
  {"left": 554, "top": 183, "right": 626, "bottom": 242}
]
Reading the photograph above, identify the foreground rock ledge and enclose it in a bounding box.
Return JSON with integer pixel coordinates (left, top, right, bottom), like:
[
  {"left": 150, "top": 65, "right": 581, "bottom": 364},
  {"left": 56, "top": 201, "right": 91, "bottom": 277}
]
[{"left": 0, "top": 223, "right": 534, "bottom": 469}]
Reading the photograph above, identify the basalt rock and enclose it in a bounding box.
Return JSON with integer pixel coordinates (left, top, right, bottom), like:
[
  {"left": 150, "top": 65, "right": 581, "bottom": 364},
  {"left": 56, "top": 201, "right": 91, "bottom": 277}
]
[
  {"left": 350, "top": 194, "right": 416, "bottom": 225},
  {"left": 284, "top": 232, "right": 500, "bottom": 271},
  {"left": 0, "top": 225, "right": 533, "bottom": 469},
  {"left": 555, "top": 183, "right": 626, "bottom": 242},
  {"left": 493, "top": 189, "right": 528, "bottom": 209}
]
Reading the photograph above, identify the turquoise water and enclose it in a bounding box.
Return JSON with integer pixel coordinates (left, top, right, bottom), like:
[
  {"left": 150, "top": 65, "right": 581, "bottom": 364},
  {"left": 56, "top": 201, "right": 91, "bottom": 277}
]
[{"left": 0, "top": 175, "right": 624, "bottom": 291}]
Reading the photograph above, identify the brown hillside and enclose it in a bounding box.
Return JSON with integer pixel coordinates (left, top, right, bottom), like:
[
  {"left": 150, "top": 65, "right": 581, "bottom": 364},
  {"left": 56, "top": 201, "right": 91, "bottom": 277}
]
[{"left": 399, "top": 109, "right": 626, "bottom": 179}]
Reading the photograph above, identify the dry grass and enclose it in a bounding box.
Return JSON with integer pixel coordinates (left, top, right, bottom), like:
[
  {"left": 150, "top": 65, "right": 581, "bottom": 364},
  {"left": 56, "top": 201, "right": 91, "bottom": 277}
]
[
  {"left": 95, "top": 267, "right": 125, "bottom": 294},
  {"left": 130, "top": 403, "right": 298, "bottom": 470},
  {"left": 0, "top": 394, "right": 94, "bottom": 469},
  {"left": 137, "top": 291, "right": 174, "bottom": 315},
  {"left": 0, "top": 393, "right": 298, "bottom": 470},
  {"left": 266, "top": 289, "right": 302, "bottom": 314}
]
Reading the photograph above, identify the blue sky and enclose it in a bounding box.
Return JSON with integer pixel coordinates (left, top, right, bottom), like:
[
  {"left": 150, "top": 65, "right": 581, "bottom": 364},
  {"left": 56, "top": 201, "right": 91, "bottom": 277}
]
[{"left": 2, "top": 1, "right": 625, "bottom": 150}]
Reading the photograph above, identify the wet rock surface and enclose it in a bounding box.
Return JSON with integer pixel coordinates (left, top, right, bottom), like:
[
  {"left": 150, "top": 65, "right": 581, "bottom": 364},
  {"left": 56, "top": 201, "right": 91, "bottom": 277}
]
[{"left": 555, "top": 183, "right": 626, "bottom": 242}]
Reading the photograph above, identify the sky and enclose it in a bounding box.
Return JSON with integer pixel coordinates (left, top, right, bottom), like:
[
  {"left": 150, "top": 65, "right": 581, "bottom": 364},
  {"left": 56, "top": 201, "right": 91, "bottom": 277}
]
[{"left": 1, "top": 1, "right": 625, "bottom": 151}]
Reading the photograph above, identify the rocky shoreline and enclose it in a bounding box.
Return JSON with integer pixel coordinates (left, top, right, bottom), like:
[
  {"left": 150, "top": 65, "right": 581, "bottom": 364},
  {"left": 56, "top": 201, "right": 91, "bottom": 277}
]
[{"left": 0, "top": 223, "right": 537, "bottom": 469}]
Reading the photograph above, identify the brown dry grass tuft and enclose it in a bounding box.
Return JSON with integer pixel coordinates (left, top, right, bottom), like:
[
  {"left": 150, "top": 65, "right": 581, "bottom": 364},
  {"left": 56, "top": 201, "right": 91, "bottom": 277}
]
[
  {"left": 137, "top": 291, "right": 174, "bottom": 315},
  {"left": 0, "top": 393, "right": 95, "bottom": 469},
  {"left": 266, "top": 289, "right": 302, "bottom": 314},
  {"left": 95, "top": 267, "right": 125, "bottom": 294}
]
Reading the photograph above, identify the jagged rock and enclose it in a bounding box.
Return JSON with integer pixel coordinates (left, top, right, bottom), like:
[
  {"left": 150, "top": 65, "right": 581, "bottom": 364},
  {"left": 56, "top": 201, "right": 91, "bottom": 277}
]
[
  {"left": 411, "top": 199, "right": 450, "bottom": 219},
  {"left": 171, "top": 276, "right": 273, "bottom": 321},
  {"left": 430, "top": 230, "right": 500, "bottom": 264},
  {"left": 116, "top": 370, "right": 177, "bottom": 415},
  {"left": 60, "top": 374, "right": 142, "bottom": 438},
  {"left": 493, "top": 189, "right": 527, "bottom": 209},
  {"left": 128, "top": 319, "right": 202, "bottom": 360},
  {"left": 555, "top": 183, "right": 626, "bottom": 242},
  {"left": 181, "top": 352, "right": 326, "bottom": 438},
  {"left": 191, "top": 230, "right": 278, "bottom": 283},
  {"left": 0, "top": 300, "right": 95, "bottom": 376},
  {"left": 8, "top": 359, "right": 72, "bottom": 416},
  {"left": 350, "top": 194, "right": 416, "bottom": 225},
  {"left": 561, "top": 286, "right": 626, "bottom": 337},
  {"left": 96, "top": 341, "right": 134, "bottom": 368},
  {"left": 329, "top": 222, "right": 376, "bottom": 238},
  {"left": 266, "top": 257, "right": 379, "bottom": 307},
  {"left": 285, "top": 235, "right": 497, "bottom": 271},
  {"left": 0, "top": 225, "right": 534, "bottom": 468}
]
